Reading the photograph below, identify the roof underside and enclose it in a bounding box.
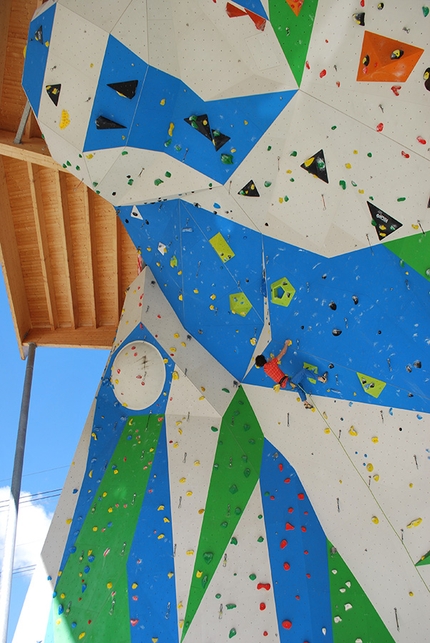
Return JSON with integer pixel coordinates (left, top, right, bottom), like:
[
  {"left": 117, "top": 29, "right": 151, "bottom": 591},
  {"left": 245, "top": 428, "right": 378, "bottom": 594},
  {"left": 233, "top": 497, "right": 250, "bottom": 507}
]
[{"left": 0, "top": 0, "right": 137, "bottom": 358}]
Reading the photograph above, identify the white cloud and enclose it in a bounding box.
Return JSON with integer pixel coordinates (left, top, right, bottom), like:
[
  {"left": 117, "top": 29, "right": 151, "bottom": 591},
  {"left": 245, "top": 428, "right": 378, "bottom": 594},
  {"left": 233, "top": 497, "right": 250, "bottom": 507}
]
[{"left": 0, "top": 486, "right": 53, "bottom": 576}]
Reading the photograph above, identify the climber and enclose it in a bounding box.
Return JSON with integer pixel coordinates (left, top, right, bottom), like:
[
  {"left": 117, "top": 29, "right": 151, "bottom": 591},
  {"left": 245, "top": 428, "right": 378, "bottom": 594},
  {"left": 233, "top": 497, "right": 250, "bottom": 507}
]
[{"left": 255, "top": 340, "right": 327, "bottom": 409}]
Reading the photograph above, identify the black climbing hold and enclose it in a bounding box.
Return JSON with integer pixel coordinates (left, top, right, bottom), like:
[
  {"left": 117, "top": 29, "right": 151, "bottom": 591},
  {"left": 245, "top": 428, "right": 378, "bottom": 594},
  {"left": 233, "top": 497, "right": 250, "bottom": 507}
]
[
  {"left": 352, "top": 295, "right": 359, "bottom": 305},
  {"left": 95, "top": 115, "right": 126, "bottom": 129},
  {"left": 239, "top": 180, "right": 260, "bottom": 197},
  {"left": 301, "top": 149, "right": 329, "bottom": 184},
  {"left": 353, "top": 12, "right": 365, "bottom": 26},
  {"left": 377, "top": 2, "right": 384, "bottom": 8},
  {"left": 322, "top": 274, "right": 327, "bottom": 279},
  {"left": 34, "top": 26, "right": 43, "bottom": 42},
  {"left": 367, "top": 202, "right": 402, "bottom": 240},
  {"left": 332, "top": 329, "right": 342, "bottom": 336},
  {"left": 413, "top": 360, "right": 422, "bottom": 368},
  {"left": 107, "top": 80, "right": 138, "bottom": 99},
  {"left": 408, "top": 393, "right": 414, "bottom": 397},
  {"left": 329, "top": 363, "right": 334, "bottom": 369},
  {"left": 184, "top": 114, "right": 212, "bottom": 140},
  {"left": 406, "top": 365, "right": 412, "bottom": 373},
  {"left": 329, "top": 301, "right": 337, "bottom": 310},
  {"left": 211, "top": 130, "right": 230, "bottom": 151},
  {"left": 362, "top": 55, "right": 370, "bottom": 66},
  {"left": 424, "top": 68, "right": 430, "bottom": 92},
  {"left": 377, "top": 330, "right": 382, "bottom": 334},
  {"left": 46, "top": 84, "right": 61, "bottom": 106}
]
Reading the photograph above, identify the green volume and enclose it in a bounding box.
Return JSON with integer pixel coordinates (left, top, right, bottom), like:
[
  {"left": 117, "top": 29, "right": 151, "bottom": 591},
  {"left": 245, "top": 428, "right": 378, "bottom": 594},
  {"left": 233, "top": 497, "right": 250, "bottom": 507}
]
[
  {"left": 182, "top": 387, "right": 264, "bottom": 640},
  {"left": 384, "top": 231, "right": 430, "bottom": 282}
]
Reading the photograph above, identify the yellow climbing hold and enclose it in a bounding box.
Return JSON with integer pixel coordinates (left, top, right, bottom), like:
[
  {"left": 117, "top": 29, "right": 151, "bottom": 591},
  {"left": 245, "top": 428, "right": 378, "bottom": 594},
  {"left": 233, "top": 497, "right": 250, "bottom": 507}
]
[
  {"left": 186, "top": 550, "right": 194, "bottom": 556},
  {"left": 371, "top": 516, "right": 379, "bottom": 524},
  {"left": 178, "top": 294, "right": 183, "bottom": 301},
  {"left": 172, "top": 371, "right": 179, "bottom": 380},
  {"left": 157, "top": 505, "right": 164, "bottom": 511},
  {"left": 152, "top": 638, "right": 158, "bottom": 643},
  {"left": 179, "top": 620, "right": 184, "bottom": 628},
  {"left": 107, "top": 582, "right": 113, "bottom": 589},
  {"left": 349, "top": 426, "right": 358, "bottom": 436},
  {"left": 59, "top": 110, "right": 70, "bottom": 129},
  {"left": 132, "top": 582, "right": 138, "bottom": 589},
  {"left": 163, "top": 516, "right": 170, "bottom": 523},
  {"left": 250, "top": 337, "right": 257, "bottom": 346},
  {"left": 193, "top": 288, "right": 199, "bottom": 294},
  {"left": 85, "top": 153, "right": 94, "bottom": 160},
  {"left": 196, "top": 570, "right": 203, "bottom": 578},
  {"left": 409, "top": 591, "right": 414, "bottom": 597},
  {"left": 160, "top": 98, "right": 166, "bottom": 105},
  {"left": 194, "top": 460, "right": 200, "bottom": 466},
  {"left": 323, "top": 411, "right": 328, "bottom": 419},
  {"left": 78, "top": 633, "right": 85, "bottom": 640},
  {"left": 60, "top": 593, "right": 66, "bottom": 599},
  {"left": 178, "top": 601, "right": 183, "bottom": 609},
  {"left": 209, "top": 305, "right": 215, "bottom": 310},
  {"left": 373, "top": 474, "right": 380, "bottom": 482},
  {"left": 198, "top": 508, "right": 205, "bottom": 514},
  {"left": 167, "top": 572, "right": 174, "bottom": 578},
  {"left": 173, "top": 442, "right": 179, "bottom": 448},
  {"left": 66, "top": 518, "right": 72, "bottom": 524},
  {"left": 181, "top": 342, "right": 186, "bottom": 347},
  {"left": 108, "top": 507, "right": 113, "bottom": 513},
  {"left": 366, "top": 463, "right": 374, "bottom": 472},
  {"left": 210, "top": 294, "right": 216, "bottom": 300},
  {"left": 92, "top": 526, "right": 98, "bottom": 532},
  {"left": 170, "top": 347, "right": 177, "bottom": 353},
  {"left": 178, "top": 428, "right": 183, "bottom": 435},
  {"left": 371, "top": 436, "right": 379, "bottom": 443},
  {"left": 345, "top": 162, "right": 352, "bottom": 169},
  {"left": 157, "top": 534, "right": 165, "bottom": 540},
  {"left": 102, "top": 491, "right": 107, "bottom": 497},
  {"left": 179, "top": 477, "right": 186, "bottom": 483},
  {"left": 324, "top": 428, "right": 331, "bottom": 434},
  {"left": 409, "top": 483, "right": 413, "bottom": 488},
  {"left": 407, "top": 518, "right": 422, "bottom": 529},
  {"left": 168, "top": 122, "right": 174, "bottom": 136},
  {"left": 199, "top": 396, "right": 205, "bottom": 400},
  {"left": 186, "top": 491, "right": 193, "bottom": 496}
]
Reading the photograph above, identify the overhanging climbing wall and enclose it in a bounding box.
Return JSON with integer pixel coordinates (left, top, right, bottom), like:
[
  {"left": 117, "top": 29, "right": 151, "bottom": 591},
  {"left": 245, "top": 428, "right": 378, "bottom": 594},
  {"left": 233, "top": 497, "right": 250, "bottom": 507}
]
[{"left": 16, "top": 1, "right": 430, "bottom": 642}]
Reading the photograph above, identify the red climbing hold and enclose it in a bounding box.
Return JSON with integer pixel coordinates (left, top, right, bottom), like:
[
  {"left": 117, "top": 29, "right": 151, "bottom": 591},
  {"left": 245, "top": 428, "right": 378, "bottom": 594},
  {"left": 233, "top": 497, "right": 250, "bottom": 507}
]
[
  {"left": 280, "top": 539, "right": 287, "bottom": 549},
  {"left": 304, "top": 550, "right": 309, "bottom": 555},
  {"left": 283, "top": 562, "right": 290, "bottom": 570},
  {"left": 130, "top": 619, "right": 139, "bottom": 626},
  {"left": 301, "top": 526, "right": 307, "bottom": 532},
  {"left": 284, "top": 478, "right": 291, "bottom": 484},
  {"left": 391, "top": 85, "right": 401, "bottom": 96},
  {"left": 270, "top": 495, "right": 275, "bottom": 500},
  {"left": 260, "top": 602, "right": 266, "bottom": 610},
  {"left": 298, "top": 493, "right": 304, "bottom": 500},
  {"left": 320, "top": 69, "right": 327, "bottom": 78},
  {"left": 376, "top": 122, "right": 384, "bottom": 132},
  {"left": 257, "top": 582, "right": 271, "bottom": 591},
  {"left": 417, "top": 136, "right": 427, "bottom": 145},
  {"left": 306, "top": 61, "right": 310, "bottom": 70},
  {"left": 263, "top": 632, "right": 268, "bottom": 637},
  {"left": 278, "top": 463, "right": 283, "bottom": 471},
  {"left": 360, "top": 0, "right": 365, "bottom": 5},
  {"left": 285, "top": 522, "right": 295, "bottom": 530},
  {"left": 295, "top": 595, "right": 300, "bottom": 600},
  {"left": 401, "top": 151, "right": 410, "bottom": 158},
  {"left": 306, "top": 573, "right": 311, "bottom": 578},
  {"left": 282, "top": 620, "right": 292, "bottom": 629}
]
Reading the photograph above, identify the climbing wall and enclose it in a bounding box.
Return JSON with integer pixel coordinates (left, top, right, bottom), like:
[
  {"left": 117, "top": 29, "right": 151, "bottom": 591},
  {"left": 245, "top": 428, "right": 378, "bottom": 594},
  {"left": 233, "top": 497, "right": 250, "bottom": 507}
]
[{"left": 16, "top": 0, "right": 430, "bottom": 642}]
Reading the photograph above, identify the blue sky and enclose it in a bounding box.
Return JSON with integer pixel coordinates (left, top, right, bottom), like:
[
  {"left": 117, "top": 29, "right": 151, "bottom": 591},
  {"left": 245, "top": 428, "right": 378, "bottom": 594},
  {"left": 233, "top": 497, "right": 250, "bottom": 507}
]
[{"left": 0, "top": 272, "right": 109, "bottom": 643}]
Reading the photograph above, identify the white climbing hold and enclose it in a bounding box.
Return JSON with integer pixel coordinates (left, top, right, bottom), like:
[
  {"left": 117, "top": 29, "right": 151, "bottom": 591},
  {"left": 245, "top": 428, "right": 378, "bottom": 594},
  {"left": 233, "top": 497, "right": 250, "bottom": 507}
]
[
  {"left": 339, "top": 587, "right": 346, "bottom": 593},
  {"left": 345, "top": 603, "right": 353, "bottom": 611},
  {"left": 322, "top": 627, "right": 327, "bottom": 635},
  {"left": 334, "top": 616, "right": 342, "bottom": 623},
  {"left": 345, "top": 581, "right": 351, "bottom": 588},
  {"left": 332, "top": 569, "right": 338, "bottom": 574}
]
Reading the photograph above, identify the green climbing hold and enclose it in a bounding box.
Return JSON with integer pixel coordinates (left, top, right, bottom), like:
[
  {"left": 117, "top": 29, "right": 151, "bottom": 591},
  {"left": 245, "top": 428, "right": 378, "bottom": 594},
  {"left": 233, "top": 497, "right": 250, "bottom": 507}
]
[
  {"left": 258, "top": 514, "right": 263, "bottom": 519},
  {"left": 241, "top": 454, "right": 248, "bottom": 462},
  {"left": 127, "top": 178, "right": 134, "bottom": 185},
  {"left": 174, "top": 144, "right": 182, "bottom": 151},
  {"left": 165, "top": 171, "right": 172, "bottom": 178},
  {"left": 243, "top": 424, "right": 250, "bottom": 431},
  {"left": 154, "top": 178, "right": 164, "bottom": 186},
  {"left": 264, "top": 181, "right": 272, "bottom": 187},
  {"left": 75, "top": 165, "right": 80, "bottom": 171},
  {"left": 222, "top": 388, "right": 230, "bottom": 393},
  {"left": 216, "top": 593, "right": 221, "bottom": 599},
  {"left": 290, "top": 150, "right": 297, "bottom": 156},
  {"left": 351, "top": 181, "right": 357, "bottom": 187},
  {"left": 92, "top": 181, "right": 98, "bottom": 187},
  {"left": 211, "top": 426, "right": 219, "bottom": 432},
  {"left": 214, "top": 463, "right": 219, "bottom": 469},
  {"left": 234, "top": 507, "right": 242, "bottom": 515},
  {"left": 257, "top": 536, "right": 264, "bottom": 542},
  {"left": 66, "top": 161, "right": 71, "bottom": 166},
  {"left": 331, "top": 125, "right": 337, "bottom": 130},
  {"left": 367, "top": 152, "right": 373, "bottom": 157},
  {"left": 229, "top": 484, "right": 238, "bottom": 494},
  {"left": 244, "top": 468, "right": 251, "bottom": 477},
  {"left": 201, "top": 574, "right": 208, "bottom": 588},
  {"left": 221, "top": 154, "right": 234, "bottom": 165},
  {"left": 164, "top": 139, "right": 172, "bottom": 147},
  {"left": 249, "top": 573, "right": 256, "bottom": 580},
  {"left": 397, "top": 197, "right": 406, "bottom": 202},
  {"left": 121, "top": 150, "right": 128, "bottom": 155},
  {"left": 230, "top": 537, "right": 238, "bottom": 545},
  {"left": 229, "top": 628, "right": 237, "bottom": 639},
  {"left": 226, "top": 603, "right": 237, "bottom": 610},
  {"left": 248, "top": 439, "right": 256, "bottom": 444},
  {"left": 203, "top": 552, "right": 214, "bottom": 565},
  {"left": 267, "top": 145, "right": 272, "bottom": 151},
  {"left": 423, "top": 6, "right": 429, "bottom": 17},
  {"left": 220, "top": 521, "right": 228, "bottom": 528}
]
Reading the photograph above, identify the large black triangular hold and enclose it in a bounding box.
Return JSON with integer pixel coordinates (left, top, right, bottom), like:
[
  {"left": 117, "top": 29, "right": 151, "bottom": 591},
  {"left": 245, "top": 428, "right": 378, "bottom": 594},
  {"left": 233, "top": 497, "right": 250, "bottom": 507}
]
[
  {"left": 34, "top": 26, "right": 43, "bottom": 43},
  {"left": 301, "top": 149, "right": 329, "bottom": 184},
  {"left": 107, "top": 80, "right": 138, "bottom": 99},
  {"left": 184, "top": 114, "right": 212, "bottom": 140},
  {"left": 46, "top": 84, "right": 61, "bottom": 106},
  {"left": 238, "top": 180, "right": 260, "bottom": 197},
  {"left": 367, "top": 202, "right": 402, "bottom": 240},
  {"left": 95, "top": 115, "right": 126, "bottom": 130},
  {"left": 211, "top": 129, "right": 230, "bottom": 152}
]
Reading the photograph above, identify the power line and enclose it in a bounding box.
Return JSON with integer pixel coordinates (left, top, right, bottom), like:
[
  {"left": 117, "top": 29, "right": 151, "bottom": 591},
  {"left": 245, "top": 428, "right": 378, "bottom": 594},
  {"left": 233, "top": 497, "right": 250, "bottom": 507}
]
[{"left": 0, "top": 465, "right": 69, "bottom": 485}]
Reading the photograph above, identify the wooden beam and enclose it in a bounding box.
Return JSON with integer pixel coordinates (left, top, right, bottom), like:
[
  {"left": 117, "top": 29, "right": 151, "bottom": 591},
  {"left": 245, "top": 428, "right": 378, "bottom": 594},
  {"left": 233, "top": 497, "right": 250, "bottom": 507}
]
[
  {"left": 115, "top": 215, "right": 123, "bottom": 319},
  {"left": 0, "top": 130, "right": 64, "bottom": 171},
  {"left": 27, "top": 162, "right": 58, "bottom": 329},
  {"left": 0, "top": 0, "right": 12, "bottom": 103},
  {"left": 52, "top": 171, "right": 79, "bottom": 328},
  {"left": 82, "top": 185, "right": 99, "bottom": 328},
  {"left": 0, "top": 157, "right": 31, "bottom": 359},
  {"left": 23, "top": 325, "right": 117, "bottom": 349}
]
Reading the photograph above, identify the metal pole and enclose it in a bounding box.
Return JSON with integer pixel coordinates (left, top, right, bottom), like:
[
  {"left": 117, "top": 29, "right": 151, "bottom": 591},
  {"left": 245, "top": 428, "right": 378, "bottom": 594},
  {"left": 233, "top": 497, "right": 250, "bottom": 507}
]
[{"left": 0, "top": 343, "right": 36, "bottom": 643}]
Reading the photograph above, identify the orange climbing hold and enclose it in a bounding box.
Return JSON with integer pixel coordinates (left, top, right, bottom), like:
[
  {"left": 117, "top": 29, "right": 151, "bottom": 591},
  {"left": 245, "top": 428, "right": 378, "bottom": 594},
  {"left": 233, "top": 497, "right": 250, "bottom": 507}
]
[
  {"left": 357, "top": 31, "right": 424, "bottom": 82},
  {"left": 285, "top": 0, "right": 304, "bottom": 17}
]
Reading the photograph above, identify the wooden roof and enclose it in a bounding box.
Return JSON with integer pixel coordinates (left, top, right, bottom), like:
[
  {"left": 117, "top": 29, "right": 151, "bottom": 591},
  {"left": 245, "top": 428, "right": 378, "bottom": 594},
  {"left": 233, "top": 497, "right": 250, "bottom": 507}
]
[{"left": 0, "top": 0, "right": 138, "bottom": 358}]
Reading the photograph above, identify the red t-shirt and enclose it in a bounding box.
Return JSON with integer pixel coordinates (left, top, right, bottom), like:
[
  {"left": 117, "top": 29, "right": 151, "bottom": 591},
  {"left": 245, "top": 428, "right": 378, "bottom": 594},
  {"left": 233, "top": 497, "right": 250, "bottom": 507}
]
[{"left": 263, "top": 359, "right": 288, "bottom": 387}]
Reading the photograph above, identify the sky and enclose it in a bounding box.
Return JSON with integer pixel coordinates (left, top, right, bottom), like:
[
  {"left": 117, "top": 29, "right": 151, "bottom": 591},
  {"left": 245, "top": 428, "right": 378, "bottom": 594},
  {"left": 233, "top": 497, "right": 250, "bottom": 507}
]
[{"left": 0, "top": 272, "right": 109, "bottom": 643}]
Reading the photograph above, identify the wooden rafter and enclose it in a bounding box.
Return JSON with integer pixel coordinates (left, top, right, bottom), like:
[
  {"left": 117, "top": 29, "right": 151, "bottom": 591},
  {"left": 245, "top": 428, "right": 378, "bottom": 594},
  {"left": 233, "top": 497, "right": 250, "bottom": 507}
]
[
  {"left": 0, "top": 156, "right": 31, "bottom": 358},
  {"left": 27, "top": 161, "right": 58, "bottom": 329},
  {"left": 23, "top": 325, "right": 117, "bottom": 349},
  {"left": 0, "top": 130, "right": 64, "bottom": 171},
  {"left": 115, "top": 216, "right": 123, "bottom": 319},
  {"left": 82, "top": 185, "right": 99, "bottom": 328},
  {"left": 52, "top": 170, "right": 79, "bottom": 328}
]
